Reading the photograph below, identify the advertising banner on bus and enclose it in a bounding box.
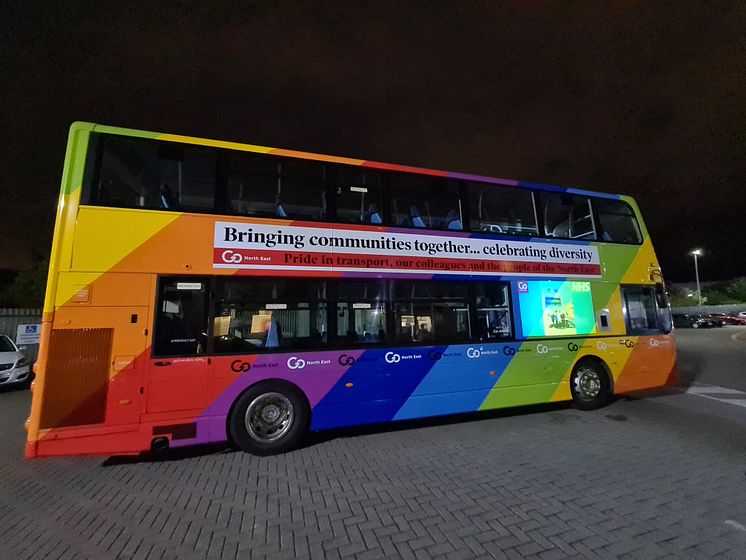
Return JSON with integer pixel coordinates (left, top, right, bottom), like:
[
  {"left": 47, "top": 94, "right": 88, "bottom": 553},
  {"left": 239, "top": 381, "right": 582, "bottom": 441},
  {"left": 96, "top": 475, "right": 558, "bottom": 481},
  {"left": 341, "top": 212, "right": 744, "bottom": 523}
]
[
  {"left": 517, "top": 280, "right": 597, "bottom": 336},
  {"left": 213, "top": 220, "right": 601, "bottom": 278}
]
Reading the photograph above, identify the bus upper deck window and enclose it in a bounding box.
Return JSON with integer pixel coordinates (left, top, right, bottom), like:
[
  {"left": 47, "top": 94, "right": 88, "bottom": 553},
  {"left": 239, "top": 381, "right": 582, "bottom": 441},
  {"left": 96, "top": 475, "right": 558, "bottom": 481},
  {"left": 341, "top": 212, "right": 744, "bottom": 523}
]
[
  {"left": 542, "top": 193, "right": 597, "bottom": 240},
  {"left": 593, "top": 199, "right": 642, "bottom": 244},
  {"left": 92, "top": 135, "right": 216, "bottom": 212},
  {"left": 387, "top": 174, "right": 462, "bottom": 230},
  {"left": 467, "top": 183, "right": 538, "bottom": 237},
  {"left": 334, "top": 167, "right": 383, "bottom": 225},
  {"left": 225, "top": 154, "right": 325, "bottom": 221}
]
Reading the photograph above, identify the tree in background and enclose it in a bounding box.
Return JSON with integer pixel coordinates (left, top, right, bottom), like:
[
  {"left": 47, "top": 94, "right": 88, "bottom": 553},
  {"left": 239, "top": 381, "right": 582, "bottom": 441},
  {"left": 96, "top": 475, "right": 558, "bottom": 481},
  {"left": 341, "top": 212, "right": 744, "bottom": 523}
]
[
  {"left": 669, "top": 278, "right": 746, "bottom": 307},
  {"left": 668, "top": 285, "right": 696, "bottom": 307},
  {"left": 701, "top": 288, "right": 736, "bottom": 305},
  {"left": 699, "top": 279, "right": 737, "bottom": 305},
  {"left": 726, "top": 277, "right": 746, "bottom": 303}
]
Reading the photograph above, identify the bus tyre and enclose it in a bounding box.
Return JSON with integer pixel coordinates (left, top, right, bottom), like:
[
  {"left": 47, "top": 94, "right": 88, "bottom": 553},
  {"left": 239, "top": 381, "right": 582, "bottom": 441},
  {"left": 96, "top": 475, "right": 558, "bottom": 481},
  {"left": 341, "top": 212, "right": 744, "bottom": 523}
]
[
  {"left": 229, "top": 381, "right": 309, "bottom": 456},
  {"left": 570, "top": 360, "right": 611, "bottom": 411}
]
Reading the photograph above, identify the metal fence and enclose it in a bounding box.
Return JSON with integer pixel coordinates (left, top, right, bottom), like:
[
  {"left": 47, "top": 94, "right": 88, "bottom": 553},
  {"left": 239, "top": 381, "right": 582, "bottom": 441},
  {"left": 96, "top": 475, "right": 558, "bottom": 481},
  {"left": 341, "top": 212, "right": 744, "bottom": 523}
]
[{"left": 0, "top": 308, "right": 42, "bottom": 361}]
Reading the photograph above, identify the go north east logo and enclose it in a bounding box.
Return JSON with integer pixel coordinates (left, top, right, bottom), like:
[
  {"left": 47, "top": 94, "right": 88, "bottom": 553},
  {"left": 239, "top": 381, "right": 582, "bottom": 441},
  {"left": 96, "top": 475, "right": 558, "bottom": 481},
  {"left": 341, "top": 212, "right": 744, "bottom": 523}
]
[
  {"left": 230, "top": 360, "right": 251, "bottom": 373},
  {"left": 286, "top": 356, "right": 331, "bottom": 369},
  {"left": 535, "top": 344, "right": 564, "bottom": 354},
  {"left": 338, "top": 354, "right": 356, "bottom": 366},
  {"left": 467, "top": 346, "right": 519, "bottom": 358},
  {"left": 384, "top": 352, "right": 422, "bottom": 364}
]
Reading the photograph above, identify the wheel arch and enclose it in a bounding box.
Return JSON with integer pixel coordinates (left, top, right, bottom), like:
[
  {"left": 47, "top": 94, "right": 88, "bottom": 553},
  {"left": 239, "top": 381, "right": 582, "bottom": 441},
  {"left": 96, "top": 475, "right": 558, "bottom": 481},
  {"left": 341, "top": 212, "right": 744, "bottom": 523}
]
[
  {"left": 572, "top": 354, "right": 615, "bottom": 394},
  {"left": 224, "top": 378, "right": 312, "bottom": 447}
]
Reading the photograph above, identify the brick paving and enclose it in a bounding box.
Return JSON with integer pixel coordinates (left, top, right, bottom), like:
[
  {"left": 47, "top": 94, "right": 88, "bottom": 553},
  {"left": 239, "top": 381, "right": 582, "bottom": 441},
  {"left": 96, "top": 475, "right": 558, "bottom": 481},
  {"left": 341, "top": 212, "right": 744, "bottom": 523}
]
[{"left": 1, "top": 387, "right": 745, "bottom": 560}]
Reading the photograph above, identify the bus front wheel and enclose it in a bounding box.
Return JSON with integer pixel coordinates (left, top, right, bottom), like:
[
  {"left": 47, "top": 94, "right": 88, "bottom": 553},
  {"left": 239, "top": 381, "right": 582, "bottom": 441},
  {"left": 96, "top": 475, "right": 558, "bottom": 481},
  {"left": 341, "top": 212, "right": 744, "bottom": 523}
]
[
  {"left": 570, "top": 360, "right": 612, "bottom": 411},
  {"left": 229, "top": 381, "right": 309, "bottom": 455}
]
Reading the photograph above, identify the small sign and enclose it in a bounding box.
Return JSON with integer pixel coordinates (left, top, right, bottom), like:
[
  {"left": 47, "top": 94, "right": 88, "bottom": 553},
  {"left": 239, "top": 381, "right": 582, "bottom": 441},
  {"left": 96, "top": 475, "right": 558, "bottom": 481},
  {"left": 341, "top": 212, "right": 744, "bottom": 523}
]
[
  {"left": 16, "top": 324, "right": 41, "bottom": 345},
  {"left": 352, "top": 303, "right": 372, "bottom": 309},
  {"left": 265, "top": 303, "right": 288, "bottom": 310},
  {"left": 176, "top": 282, "right": 203, "bottom": 290},
  {"left": 72, "top": 284, "right": 90, "bottom": 302},
  {"left": 350, "top": 186, "right": 368, "bottom": 193}
]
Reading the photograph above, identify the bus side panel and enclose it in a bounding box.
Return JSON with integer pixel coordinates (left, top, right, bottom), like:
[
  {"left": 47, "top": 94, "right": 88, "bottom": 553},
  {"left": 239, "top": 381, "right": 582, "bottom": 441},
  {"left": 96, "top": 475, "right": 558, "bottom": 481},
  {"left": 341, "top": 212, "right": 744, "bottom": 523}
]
[
  {"left": 614, "top": 335, "right": 676, "bottom": 393},
  {"left": 392, "top": 346, "right": 512, "bottom": 421},
  {"left": 30, "top": 272, "right": 153, "bottom": 457},
  {"left": 28, "top": 334, "right": 676, "bottom": 456}
]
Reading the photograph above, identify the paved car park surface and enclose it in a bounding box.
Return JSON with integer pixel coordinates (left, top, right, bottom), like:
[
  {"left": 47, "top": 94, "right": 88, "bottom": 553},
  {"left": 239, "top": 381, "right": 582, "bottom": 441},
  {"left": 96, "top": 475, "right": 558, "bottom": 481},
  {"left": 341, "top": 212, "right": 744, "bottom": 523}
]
[{"left": 1, "top": 328, "right": 745, "bottom": 560}]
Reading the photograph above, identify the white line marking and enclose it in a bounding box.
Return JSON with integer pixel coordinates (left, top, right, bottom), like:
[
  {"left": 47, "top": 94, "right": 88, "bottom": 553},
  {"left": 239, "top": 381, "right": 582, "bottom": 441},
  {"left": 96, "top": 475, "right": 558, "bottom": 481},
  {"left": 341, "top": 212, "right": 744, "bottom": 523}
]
[
  {"left": 725, "top": 520, "right": 746, "bottom": 532},
  {"left": 683, "top": 383, "right": 746, "bottom": 408},
  {"left": 686, "top": 385, "right": 743, "bottom": 395},
  {"left": 690, "top": 393, "right": 746, "bottom": 408},
  {"left": 730, "top": 331, "right": 746, "bottom": 342}
]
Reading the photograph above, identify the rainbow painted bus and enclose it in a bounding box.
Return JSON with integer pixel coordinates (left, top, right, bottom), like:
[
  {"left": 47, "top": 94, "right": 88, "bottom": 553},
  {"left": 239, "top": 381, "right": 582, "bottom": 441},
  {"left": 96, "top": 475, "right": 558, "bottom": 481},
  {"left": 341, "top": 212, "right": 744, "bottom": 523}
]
[{"left": 26, "top": 122, "right": 675, "bottom": 457}]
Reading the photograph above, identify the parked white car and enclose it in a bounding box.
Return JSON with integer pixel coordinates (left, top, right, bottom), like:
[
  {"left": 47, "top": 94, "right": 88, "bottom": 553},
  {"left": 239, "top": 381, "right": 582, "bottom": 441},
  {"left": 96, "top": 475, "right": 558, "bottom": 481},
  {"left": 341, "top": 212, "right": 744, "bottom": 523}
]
[{"left": 0, "top": 334, "right": 32, "bottom": 388}]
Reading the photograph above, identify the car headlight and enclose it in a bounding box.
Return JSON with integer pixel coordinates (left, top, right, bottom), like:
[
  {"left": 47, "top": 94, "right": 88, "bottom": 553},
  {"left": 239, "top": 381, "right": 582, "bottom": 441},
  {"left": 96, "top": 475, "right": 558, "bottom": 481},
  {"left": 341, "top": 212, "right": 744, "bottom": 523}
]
[{"left": 16, "top": 358, "right": 30, "bottom": 368}]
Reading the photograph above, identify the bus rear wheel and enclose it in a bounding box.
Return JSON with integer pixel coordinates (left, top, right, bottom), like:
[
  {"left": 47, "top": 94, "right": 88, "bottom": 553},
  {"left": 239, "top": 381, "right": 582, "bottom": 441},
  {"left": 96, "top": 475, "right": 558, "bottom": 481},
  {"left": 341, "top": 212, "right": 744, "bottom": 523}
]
[
  {"left": 570, "top": 360, "right": 611, "bottom": 410},
  {"left": 229, "top": 381, "right": 309, "bottom": 455}
]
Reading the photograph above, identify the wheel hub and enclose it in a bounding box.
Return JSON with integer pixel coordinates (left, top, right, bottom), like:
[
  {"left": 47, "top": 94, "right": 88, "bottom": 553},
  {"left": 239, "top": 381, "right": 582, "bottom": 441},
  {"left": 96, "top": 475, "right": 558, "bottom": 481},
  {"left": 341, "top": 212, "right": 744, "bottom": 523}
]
[
  {"left": 245, "top": 392, "right": 295, "bottom": 443},
  {"left": 261, "top": 404, "right": 280, "bottom": 422},
  {"left": 575, "top": 367, "right": 601, "bottom": 400}
]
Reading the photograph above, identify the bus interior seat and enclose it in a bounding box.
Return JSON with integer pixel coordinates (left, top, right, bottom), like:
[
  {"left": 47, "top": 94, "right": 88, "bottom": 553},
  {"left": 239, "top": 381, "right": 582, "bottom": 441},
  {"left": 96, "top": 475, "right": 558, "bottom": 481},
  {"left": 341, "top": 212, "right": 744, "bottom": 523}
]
[
  {"left": 551, "top": 221, "right": 570, "bottom": 237},
  {"left": 159, "top": 183, "right": 178, "bottom": 209},
  {"left": 264, "top": 320, "right": 282, "bottom": 348},
  {"left": 445, "top": 210, "right": 462, "bottom": 230}
]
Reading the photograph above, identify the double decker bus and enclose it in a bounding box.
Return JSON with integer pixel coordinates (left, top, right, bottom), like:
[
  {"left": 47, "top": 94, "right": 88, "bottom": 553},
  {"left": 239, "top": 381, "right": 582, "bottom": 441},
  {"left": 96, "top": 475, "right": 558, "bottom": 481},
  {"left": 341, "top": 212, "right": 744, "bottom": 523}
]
[{"left": 26, "top": 122, "right": 675, "bottom": 457}]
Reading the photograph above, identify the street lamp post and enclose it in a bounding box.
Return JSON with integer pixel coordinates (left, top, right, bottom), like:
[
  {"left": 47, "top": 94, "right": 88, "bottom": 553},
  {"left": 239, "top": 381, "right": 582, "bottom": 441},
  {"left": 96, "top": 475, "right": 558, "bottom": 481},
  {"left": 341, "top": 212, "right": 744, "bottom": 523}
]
[{"left": 690, "top": 249, "right": 703, "bottom": 307}]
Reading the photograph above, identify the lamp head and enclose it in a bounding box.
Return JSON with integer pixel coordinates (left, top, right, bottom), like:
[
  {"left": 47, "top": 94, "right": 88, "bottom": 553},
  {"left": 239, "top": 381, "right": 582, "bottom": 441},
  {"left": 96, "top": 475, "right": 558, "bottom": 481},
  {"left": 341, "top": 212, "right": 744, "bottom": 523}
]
[{"left": 690, "top": 249, "right": 703, "bottom": 256}]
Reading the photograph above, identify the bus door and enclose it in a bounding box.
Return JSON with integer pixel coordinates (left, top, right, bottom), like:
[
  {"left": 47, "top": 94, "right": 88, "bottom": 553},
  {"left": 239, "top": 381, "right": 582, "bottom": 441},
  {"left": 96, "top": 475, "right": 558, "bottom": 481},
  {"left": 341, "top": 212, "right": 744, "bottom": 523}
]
[{"left": 146, "top": 278, "right": 211, "bottom": 415}]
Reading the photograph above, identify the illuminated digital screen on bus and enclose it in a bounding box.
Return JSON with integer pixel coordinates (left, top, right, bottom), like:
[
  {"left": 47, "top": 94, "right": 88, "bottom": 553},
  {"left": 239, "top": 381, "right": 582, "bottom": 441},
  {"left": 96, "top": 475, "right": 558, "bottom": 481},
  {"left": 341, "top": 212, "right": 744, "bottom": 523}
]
[{"left": 517, "top": 280, "right": 596, "bottom": 337}]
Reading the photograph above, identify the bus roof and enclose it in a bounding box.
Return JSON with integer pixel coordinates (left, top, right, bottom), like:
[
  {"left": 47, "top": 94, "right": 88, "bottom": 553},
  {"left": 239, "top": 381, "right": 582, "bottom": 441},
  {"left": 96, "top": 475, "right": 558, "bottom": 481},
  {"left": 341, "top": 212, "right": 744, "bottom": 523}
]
[{"left": 78, "top": 121, "right": 621, "bottom": 200}]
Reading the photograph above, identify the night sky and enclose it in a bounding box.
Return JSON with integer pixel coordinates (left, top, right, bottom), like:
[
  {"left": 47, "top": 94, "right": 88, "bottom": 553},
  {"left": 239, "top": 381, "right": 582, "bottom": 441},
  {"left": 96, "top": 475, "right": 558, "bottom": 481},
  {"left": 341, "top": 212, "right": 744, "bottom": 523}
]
[{"left": 2, "top": 2, "right": 744, "bottom": 282}]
